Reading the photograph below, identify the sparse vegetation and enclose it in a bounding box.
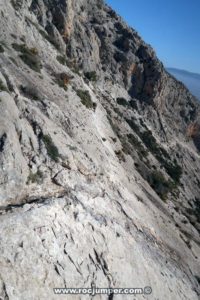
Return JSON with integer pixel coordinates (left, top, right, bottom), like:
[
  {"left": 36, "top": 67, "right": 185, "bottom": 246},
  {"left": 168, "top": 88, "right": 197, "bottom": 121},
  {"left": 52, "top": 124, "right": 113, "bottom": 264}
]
[
  {"left": 112, "top": 105, "right": 123, "bottom": 117},
  {"left": 115, "top": 149, "right": 125, "bottom": 162},
  {"left": 12, "top": 43, "right": 42, "bottom": 72},
  {"left": 0, "top": 41, "right": 8, "bottom": 50},
  {"left": 148, "top": 171, "right": 175, "bottom": 201},
  {"left": 129, "top": 99, "right": 137, "bottom": 110},
  {"left": 24, "top": 17, "right": 60, "bottom": 50},
  {"left": 68, "top": 145, "right": 77, "bottom": 151},
  {"left": 56, "top": 55, "right": 67, "bottom": 65},
  {"left": 125, "top": 118, "right": 141, "bottom": 134},
  {"left": 126, "top": 117, "right": 182, "bottom": 184},
  {"left": 116, "top": 97, "right": 128, "bottom": 106},
  {"left": 126, "top": 133, "right": 148, "bottom": 159},
  {"left": 69, "top": 62, "right": 80, "bottom": 74},
  {"left": 93, "top": 102, "right": 97, "bottom": 110},
  {"left": 27, "top": 170, "right": 43, "bottom": 184},
  {"left": 164, "top": 161, "right": 182, "bottom": 184},
  {"left": 111, "top": 137, "right": 117, "bottom": 143},
  {"left": 56, "top": 55, "right": 79, "bottom": 74},
  {"left": 119, "top": 136, "right": 131, "bottom": 155},
  {"left": 39, "top": 29, "right": 60, "bottom": 50},
  {"left": 76, "top": 89, "right": 96, "bottom": 110},
  {"left": 186, "top": 198, "right": 200, "bottom": 224},
  {"left": 54, "top": 73, "right": 70, "bottom": 91},
  {"left": 116, "top": 97, "right": 138, "bottom": 109},
  {"left": 140, "top": 129, "right": 182, "bottom": 183},
  {"left": 42, "top": 135, "right": 60, "bottom": 162},
  {"left": 11, "top": 0, "right": 22, "bottom": 10},
  {"left": 84, "top": 71, "right": 97, "bottom": 82},
  {"left": 0, "top": 44, "right": 4, "bottom": 53},
  {"left": 108, "top": 116, "right": 181, "bottom": 200},
  {"left": 56, "top": 55, "right": 80, "bottom": 74},
  {"left": 0, "top": 79, "right": 8, "bottom": 92},
  {"left": 140, "top": 130, "right": 167, "bottom": 157},
  {"left": 20, "top": 85, "right": 42, "bottom": 101}
]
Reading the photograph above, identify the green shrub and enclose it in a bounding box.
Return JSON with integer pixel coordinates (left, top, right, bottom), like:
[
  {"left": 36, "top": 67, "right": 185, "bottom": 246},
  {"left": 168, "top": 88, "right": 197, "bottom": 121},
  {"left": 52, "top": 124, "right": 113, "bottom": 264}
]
[
  {"left": 20, "top": 85, "right": 42, "bottom": 101},
  {"left": 68, "top": 145, "right": 77, "bottom": 151},
  {"left": 12, "top": 43, "right": 42, "bottom": 72},
  {"left": 0, "top": 79, "right": 8, "bottom": 92},
  {"left": 56, "top": 54, "right": 80, "bottom": 73},
  {"left": 84, "top": 71, "right": 97, "bottom": 82},
  {"left": 12, "top": 43, "right": 25, "bottom": 52},
  {"left": 42, "top": 135, "right": 60, "bottom": 162},
  {"left": 129, "top": 99, "right": 137, "bottom": 110},
  {"left": 194, "top": 198, "right": 200, "bottom": 223},
  {"left": 56, "top": 55, "right": 67, "bottom": 65},
  {"left": 115, "top": 150, "right": 125, "bottom": 162},
  {"left": 116, "top": 97, "right": 128, "bottom": 106},
  {"left": 54, "top": 73, "right": 70, "bottom": 91},
  {"left": 127, "top": 133, "right": 148, "bottom": 159},
  {"left": 140, "top": 130, "right": 163, "bottom": 157},
  {"left": 37, "top": 28, "right": 60, "bottom": 50},
  {"left": 186, "top": 198, "right": 200, "bottom": 223},
  {"left": 111, "top": 137, "right": 117, "bottom": 143},
  {"left": 164, "top": 161, "right": 182, "bottom": 184},
  {"left": 93, "top": 102, "right": 97, "bottom": 110},
  {"left": 125, "top": 118, "right": 140, "bottom": 135},
  {"left": 0, "top": 44, "right": 4, "bottom": 53},
  {"left": 20, "top": 52, "right": 41, "bottom": 72},
  {"left": 120, "top": 137, "right": 131, "bottom": 155},
  {"left": 70, "top": 64, "right": 80, "bottom": 75},
  {"left": 149, "top": 171, "right": 175, "bottom": 201},
  {"left": 107, "top": 116, "right": 120, "bottom": 137},
  {"left": 116, "top": 97, "right": 138, "bottom": 109},
  {"left": 77, "top": 89, "right": 96, "bottom": 110},
  {"left": 27, "top": 170, "right": 43, "bottom": 184}
]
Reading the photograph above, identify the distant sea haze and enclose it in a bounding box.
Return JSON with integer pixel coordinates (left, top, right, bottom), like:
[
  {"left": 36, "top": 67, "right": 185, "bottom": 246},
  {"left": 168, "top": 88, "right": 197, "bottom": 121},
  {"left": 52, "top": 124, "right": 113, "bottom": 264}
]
[{"left": 167, "top": 68, "right": 200, "bottom": 101}]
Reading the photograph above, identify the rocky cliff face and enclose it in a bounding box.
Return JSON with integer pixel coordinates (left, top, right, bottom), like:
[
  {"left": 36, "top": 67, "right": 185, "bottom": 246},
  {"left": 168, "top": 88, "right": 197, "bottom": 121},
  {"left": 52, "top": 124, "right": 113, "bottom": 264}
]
[{"left": 0, "top": 0, "right": 200, "bottom": 299}]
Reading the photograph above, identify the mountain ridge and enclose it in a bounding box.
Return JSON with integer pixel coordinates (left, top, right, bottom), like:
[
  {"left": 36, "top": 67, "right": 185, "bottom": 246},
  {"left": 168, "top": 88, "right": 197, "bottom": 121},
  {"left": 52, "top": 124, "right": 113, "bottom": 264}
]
[
  {"left": 167, "top": 67, "right": 200, "bottom": 78},
  {"left": 167, "top": 67, "right": 200, "bottom": 100}
]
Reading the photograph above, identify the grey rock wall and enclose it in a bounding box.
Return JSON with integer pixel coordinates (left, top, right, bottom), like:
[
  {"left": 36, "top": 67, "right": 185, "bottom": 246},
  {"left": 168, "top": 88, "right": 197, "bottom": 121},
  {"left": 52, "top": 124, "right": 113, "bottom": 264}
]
[{"left": 0, "top": 0, "right": 199, "bottom": 299}]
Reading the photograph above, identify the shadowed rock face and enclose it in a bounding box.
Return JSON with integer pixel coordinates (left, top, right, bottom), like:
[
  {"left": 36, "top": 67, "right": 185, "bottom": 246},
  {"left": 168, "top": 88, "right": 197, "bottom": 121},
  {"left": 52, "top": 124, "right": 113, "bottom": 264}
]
[
  {"left": 0, "top": 1, "right": 200, "bottom": 299},
  {"left": 30, "top": 0, "right": 200, "bottom": 113},
  {"left": 30, "top": 0, "right": 164, "bottom": 102}
]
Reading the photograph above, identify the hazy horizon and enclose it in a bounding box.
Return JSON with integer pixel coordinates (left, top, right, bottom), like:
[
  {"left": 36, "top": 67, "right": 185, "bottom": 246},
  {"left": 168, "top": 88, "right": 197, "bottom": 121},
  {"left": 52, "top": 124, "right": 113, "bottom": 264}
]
[
  {"left": 167, "top": 67, "right": 200, "bottom": 76},
  {"left": 167, "top": 67, "right": 200, "bottom": 100}
]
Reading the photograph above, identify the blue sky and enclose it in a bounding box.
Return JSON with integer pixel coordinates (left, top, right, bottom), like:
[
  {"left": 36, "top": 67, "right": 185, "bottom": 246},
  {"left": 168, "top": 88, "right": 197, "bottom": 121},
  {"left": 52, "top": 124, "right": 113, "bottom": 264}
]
[{"left": 106, "top": 0, "right": 200, "bottom": 73}]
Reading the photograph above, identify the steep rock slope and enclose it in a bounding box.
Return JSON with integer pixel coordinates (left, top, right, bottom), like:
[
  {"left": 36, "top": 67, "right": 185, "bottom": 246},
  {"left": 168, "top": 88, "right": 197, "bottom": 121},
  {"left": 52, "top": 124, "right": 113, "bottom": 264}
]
[{"left": 0, "top": 0, "right": 200, "bottom": 299}]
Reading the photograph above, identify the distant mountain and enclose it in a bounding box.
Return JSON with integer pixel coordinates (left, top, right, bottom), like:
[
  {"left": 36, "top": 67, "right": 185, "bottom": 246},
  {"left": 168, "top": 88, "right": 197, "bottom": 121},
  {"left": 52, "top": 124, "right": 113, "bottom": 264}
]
[{"left": 167, "top": 67, "right": 200, "bottom": 100}]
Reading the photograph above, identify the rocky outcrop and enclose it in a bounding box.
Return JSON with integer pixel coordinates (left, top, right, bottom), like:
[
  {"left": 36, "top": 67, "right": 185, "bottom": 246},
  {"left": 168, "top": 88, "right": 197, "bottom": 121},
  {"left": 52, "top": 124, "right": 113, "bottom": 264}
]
[
  {"left": 0, "top": 0, "right": 200, "bottom": 299},
  {"left": 187, "top": 122, "right": 200, "bottom": 151}
]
